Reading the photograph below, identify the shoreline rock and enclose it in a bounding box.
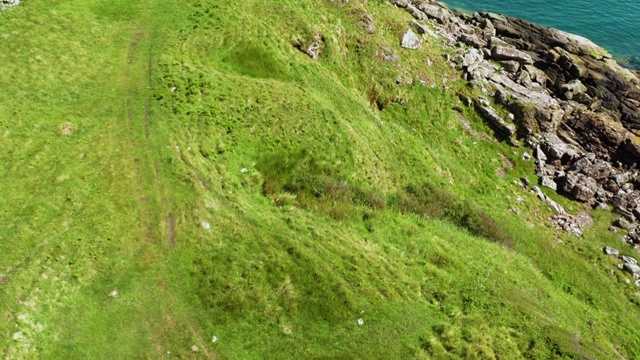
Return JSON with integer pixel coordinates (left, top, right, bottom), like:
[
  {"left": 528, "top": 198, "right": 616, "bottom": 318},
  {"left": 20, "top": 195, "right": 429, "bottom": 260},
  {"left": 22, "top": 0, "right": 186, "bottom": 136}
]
[{"left": 390, "top": 0, "right": 640, "bottom": 239}]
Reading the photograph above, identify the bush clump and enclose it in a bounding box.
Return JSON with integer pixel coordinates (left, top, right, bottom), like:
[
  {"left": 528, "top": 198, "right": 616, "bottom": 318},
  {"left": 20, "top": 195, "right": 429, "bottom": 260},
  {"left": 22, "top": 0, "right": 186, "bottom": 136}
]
[{"left": 397, "top": 183, "right": 514, "bottom": 248}]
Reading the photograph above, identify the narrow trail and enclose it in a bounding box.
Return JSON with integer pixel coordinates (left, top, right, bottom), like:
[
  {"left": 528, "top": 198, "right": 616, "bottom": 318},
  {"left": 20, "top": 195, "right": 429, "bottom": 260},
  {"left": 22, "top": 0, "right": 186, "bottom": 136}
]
[
  {"left": 125, "top": 27, "right": 174, "bottom": 247},
  {"left": 124, "top": 26, "right": 216, "bottom": 358}
]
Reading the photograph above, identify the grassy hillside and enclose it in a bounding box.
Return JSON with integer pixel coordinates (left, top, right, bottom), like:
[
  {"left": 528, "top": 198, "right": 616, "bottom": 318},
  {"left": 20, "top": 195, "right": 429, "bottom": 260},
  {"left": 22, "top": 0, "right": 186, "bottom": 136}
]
[{"left": 1, "top": 0, "right": 640, "bottom": 358}]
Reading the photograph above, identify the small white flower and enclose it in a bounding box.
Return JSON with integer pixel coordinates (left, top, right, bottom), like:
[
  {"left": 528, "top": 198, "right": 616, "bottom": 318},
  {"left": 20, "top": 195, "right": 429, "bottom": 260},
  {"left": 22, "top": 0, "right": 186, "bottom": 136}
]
[
  {"left": 201, "top": 221, "right": 211, "bottom": 230},
  {"left": 212, "top": 336, "right": 218, "bottom": 343},
  {"left": 357, "top": 318, "right": 364, "bottom": 325},
  {"left": 240, "top": 168, "right": 248, "bottom": 173},
  {"left": 191, "top": 345, "right": 199, "bottom": 352},
  {"left": 109, "top": 290, "right": 118, "bottom": 297}
]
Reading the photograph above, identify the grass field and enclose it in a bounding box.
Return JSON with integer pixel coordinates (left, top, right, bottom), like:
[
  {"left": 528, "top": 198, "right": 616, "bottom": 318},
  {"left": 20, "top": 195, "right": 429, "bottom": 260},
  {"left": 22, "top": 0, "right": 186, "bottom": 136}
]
[{"left": 2, "top": 0, "right": 640, "bottom": 358}]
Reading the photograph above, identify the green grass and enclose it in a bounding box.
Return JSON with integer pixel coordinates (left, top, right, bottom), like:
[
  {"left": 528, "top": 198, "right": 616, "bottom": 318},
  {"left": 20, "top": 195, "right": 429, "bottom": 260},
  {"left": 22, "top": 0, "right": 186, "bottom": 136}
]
[{"left": 1, "top": 0, "right": 640, "bottom": 358}]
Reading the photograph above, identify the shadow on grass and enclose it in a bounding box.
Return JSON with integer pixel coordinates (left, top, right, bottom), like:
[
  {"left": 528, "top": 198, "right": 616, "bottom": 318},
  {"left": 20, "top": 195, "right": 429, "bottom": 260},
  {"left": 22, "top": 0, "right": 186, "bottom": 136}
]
[{"left": 258, "top": 150, "right": 513, "bottom": 248}]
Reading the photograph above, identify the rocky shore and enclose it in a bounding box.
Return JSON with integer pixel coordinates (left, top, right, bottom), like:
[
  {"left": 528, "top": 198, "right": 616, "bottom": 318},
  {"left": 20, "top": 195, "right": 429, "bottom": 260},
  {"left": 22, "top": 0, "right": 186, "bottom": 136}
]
[{"left": 391, "top": 0, "right": 640, "bottom": 245}]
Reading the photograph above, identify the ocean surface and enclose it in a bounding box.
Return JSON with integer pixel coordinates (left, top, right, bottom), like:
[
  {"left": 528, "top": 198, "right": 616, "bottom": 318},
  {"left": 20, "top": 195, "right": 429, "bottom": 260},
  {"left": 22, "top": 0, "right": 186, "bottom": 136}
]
[{"left": 442, "top": 0, "right": 640, "bottom": 68}]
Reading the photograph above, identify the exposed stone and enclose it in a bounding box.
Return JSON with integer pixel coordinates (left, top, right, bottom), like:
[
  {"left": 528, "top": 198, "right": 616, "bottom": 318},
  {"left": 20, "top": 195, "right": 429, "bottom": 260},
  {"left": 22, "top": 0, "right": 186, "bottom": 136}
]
[
  {"left": 415, "top": 2, "right": 453, "bottom": 24},
  {"left": 561, "top": 79, "right": 588, "bottom": 100},
  {"left": 575, "top": 211, "right": 594, "bottom": 228},
  {"left": 459, "top": 33, "right": 486, "bottom": 49},
  {"left": 535, "top": 146, "right": 548, "bottom": 162},
  {"left": 474, "top": 101, "right": 516, "bottom": 138},
  {"left": 624, "top": 262, "right": 640, "bottom": 274},
  {"left": 571, "top": 176, "right": 598, "bottom": 202},
  {"left": 401, "top": 29, "right": 421, "bottom": 49},
  {"left": 411, "top": 20, "right": 437, "bottom": 38},
  {"left": 540, "top": 176, "right": 557, "bottom": 191},
  {"left": 616, "top": 217, "right": 633, "bottom": 230},
  {"left": 623, "top": 255, "right": 638, "bottom": 265},
  {"left": 541, "top": 133, "right": 579, "bottom": 161},
  {"left": 500, "top": 60, "right": 520, "bottom": 73},
  {"left": 302, "top": 35, "right": 323, "bottom": 60},
  {"left": 603, "top": 246, "right": 620, "bottom": 256},
  {"left": 491, "top": 46, "right": 533, "bottom": 64}
]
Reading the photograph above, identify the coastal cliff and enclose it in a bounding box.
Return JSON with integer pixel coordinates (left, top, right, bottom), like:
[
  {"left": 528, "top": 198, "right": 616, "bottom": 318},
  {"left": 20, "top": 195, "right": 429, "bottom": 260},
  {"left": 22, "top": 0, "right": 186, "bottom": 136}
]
[{"left": 392, "top": 0, "right": 640, "bottom": 240}]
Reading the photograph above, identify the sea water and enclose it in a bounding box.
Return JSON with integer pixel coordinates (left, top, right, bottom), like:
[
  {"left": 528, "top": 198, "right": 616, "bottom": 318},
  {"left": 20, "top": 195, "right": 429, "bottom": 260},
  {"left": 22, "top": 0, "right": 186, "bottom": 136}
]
[{"left": 442, "top": 0, "right": 640, "bottom": 68}]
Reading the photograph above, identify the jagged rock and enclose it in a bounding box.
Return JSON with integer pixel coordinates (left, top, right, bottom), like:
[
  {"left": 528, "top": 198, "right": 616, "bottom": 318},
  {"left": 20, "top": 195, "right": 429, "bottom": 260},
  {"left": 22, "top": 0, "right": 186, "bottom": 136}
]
[
  {"left": 517, "top": 70, "right": 533, "bottom": 89},
  {"left": 541, "top": 133, "right": 579, "bottom": 161},
  {"left": 570, "top": 154, "right": 593, "bottom": 174},
  {"left": 561, "top": 79, "right": 588, "bottom": 100},
  {"left": 540, "top": 176, "right": 557, "bottom": 191},
  {"left": 474, "top": 100, "right": 516, "bottom": 137},
  {"left": 500, "top": 60, "right": 520, "bottom": 73},
  {"left": 461, "top": 48, "right": 483, "bottom": 70},
  {"left": 491, "top": 46, "right": 533, "bottom": 64},
  {"left": 572, "top": 176, "right": 598, "bottom": 202},
  {"left": 532, "top": 186, "right": 545, "bottom": 200},
  {"left": 616, "top": 217, "right": 634, "bottom": 230},
  {"left": 415, "top": 2, "right": 453, "bottom": 24},
  {"left": 613, "top": 172, "right": 632, "bottom": 186},
  {"left": 624, "top": 262, "right": 640, "bottom": 274},
  {"left": 489, "top": 36, "right": 509, "bottom": 48},
  {"left": 585, "top": 159, "right": 613, "bottom": 181},
  {"left": 623, "top": 255, "right": 638, "bottom": 265},
  {"left": 401, "top": 29, "right": 421, "bottom": 49},
  {"left": 405, "top": 3, "right": 428, "bottom": 21},
  {"left": 524, "top": 64, "right": 549, "bottom": 86},
  {"left": 535, "top": 146, "right": 548, "bottom": 162},
  {"left": 411, "top": 20, "right": 437, "bottom": 38},
  {"left": 459, "top": 33, "right": 486, "bottom": 48},
  {"left": 559, "top": 172, "right": 597, "bottom": 202},
  {"left": 604, "top": 246, "right": 620, "bottom": 256}
]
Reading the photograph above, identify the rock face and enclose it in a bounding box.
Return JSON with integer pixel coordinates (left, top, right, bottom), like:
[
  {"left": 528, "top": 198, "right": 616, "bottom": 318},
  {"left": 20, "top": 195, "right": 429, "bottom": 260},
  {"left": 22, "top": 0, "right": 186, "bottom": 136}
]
[{"left": 390, "top": 0, "right": 640, "bottom": 236}]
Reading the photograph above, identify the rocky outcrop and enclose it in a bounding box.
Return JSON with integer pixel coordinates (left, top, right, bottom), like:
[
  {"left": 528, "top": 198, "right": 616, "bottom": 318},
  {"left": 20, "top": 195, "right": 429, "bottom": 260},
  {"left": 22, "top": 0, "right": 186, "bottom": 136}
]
[{"left": 389, "top": 0, "right": 640, "bottom": 236}]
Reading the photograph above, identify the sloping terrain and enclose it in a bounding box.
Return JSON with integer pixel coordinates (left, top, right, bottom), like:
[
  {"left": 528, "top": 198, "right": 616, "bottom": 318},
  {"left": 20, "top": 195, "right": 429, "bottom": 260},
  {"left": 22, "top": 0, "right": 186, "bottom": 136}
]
[{"left": 1, "top": 0, "right": 640, "bottom": 358}]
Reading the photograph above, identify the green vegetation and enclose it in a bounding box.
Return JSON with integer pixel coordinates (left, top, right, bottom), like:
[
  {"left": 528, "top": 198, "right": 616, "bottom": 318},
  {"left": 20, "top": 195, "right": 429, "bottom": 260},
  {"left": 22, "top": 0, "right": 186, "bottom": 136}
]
[{"left": 1, "top": 0, "right": 640, "bottom": 358}]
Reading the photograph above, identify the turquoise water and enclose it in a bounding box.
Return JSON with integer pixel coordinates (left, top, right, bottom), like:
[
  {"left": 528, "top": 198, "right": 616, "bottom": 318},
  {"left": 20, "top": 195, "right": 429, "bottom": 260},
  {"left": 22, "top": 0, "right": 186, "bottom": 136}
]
[{"left": 442, "top": 0, "right": 640, "bottom": 67}]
